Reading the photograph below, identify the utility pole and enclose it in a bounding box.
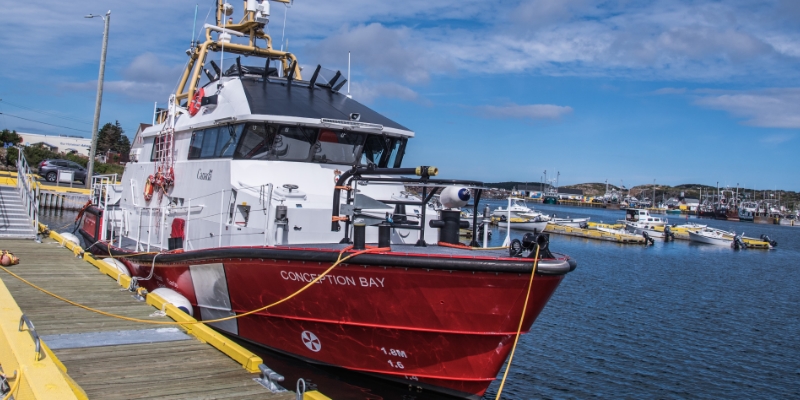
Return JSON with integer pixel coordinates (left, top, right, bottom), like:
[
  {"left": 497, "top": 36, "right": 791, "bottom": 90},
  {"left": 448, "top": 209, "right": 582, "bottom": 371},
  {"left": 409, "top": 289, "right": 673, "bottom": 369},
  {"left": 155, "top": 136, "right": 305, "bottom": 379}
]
[{"left": 85, "top": 10, "right": 111, "bottom": 189}]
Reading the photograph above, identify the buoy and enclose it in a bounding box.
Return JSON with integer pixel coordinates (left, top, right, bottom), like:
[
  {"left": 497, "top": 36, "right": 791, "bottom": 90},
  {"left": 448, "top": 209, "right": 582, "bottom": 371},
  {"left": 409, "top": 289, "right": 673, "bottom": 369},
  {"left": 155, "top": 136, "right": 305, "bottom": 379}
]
[
  {"left": 151, "top": 288, "right": 193, "bottom": 315},
  {"left": 188, "top": 87, "right": 205, "bottom": 116},
  {"left": 60, "top": 232, "right": 81, "bottom": 247},
  {"left": 144, "top": 176, "right": 155, "bottom": 201},
  {"left": 102, "top": 258, "right": 130, "bottom": 277}
]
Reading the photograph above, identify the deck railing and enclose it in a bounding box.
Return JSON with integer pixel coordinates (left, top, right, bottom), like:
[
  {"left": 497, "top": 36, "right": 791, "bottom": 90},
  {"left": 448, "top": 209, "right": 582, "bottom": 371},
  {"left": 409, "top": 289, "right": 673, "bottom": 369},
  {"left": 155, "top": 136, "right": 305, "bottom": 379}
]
[{"left": 15, "top": 147, "right": 40, "bottom": 239}]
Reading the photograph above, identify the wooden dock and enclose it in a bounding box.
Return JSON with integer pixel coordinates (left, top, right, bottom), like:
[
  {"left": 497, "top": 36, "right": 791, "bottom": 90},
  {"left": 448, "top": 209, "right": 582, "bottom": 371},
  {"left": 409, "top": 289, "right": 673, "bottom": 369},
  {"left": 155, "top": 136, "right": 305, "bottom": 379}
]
[{"left": 0, "top": 236, "right": 303, "bottom": 400}]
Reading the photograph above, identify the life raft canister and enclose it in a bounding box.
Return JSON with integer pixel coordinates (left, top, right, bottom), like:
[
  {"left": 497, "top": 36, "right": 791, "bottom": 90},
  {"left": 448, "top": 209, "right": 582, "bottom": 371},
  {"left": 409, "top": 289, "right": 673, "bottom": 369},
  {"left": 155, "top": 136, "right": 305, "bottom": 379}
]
[
  {"left": 144, "top": 175, "right": 155, "bottom": 201},
  {"left": 188, "top": 88, "right": 205, "bottom": 116}
]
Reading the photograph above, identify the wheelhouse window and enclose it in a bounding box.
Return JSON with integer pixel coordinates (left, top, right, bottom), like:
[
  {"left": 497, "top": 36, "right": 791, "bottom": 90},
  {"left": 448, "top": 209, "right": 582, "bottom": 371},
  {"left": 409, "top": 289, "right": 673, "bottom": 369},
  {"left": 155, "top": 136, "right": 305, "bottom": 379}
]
[
  {"left": 234, "top": 123, "right": 270, "bottom": 159},
  {"left": 272, "top": 126, "right": 317, "bottom": 161},
  {"left": 188, "top": 131, "right": 204, "bottom": 159},
  {"left": 228, "top": 122, "right": 406, "bottom": 166},
  {"left": 200, "top": 127, "right": 220, "bottom": 158},
  {"left": 188, "top": 124, "right": 244, "bottom": 159},
  {"left": 360, "top": 135, "right": 407, "bottom": 168},
  {"left": 313, "top": 129, "right": 364, "bottom": 164}
]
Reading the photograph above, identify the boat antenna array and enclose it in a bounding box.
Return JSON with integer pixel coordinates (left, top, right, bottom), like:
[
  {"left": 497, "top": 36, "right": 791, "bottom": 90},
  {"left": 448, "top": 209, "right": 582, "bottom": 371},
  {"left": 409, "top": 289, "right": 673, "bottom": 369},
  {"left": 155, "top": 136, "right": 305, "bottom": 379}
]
[{"left": 174, "top": 0, "right": 299, "bottom": 103}]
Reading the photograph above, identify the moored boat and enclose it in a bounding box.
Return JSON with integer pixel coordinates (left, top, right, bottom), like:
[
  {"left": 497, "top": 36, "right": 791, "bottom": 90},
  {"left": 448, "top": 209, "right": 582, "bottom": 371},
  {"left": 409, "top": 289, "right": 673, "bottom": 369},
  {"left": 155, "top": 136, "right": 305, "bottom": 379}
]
[
  {"left": 543, "top": 215, "right": 590, "bottom": 228},
  {"left": 75, "top": 4, "right": 576, "bottom": 397},
  {"left": 688, "top": 228, "right": 733, "bottom": 246},
  {"left": 497, "top": 217, "right": 549, "bottom": 233},
  {"left": 492, "top": 196, "right": 538, "bottom": 219}
]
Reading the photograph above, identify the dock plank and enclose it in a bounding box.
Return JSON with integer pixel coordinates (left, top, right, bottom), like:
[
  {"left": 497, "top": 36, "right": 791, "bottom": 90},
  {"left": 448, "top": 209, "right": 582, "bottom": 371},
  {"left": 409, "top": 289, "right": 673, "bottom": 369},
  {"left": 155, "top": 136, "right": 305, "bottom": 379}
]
[{"left": 0, "top": 237, "right": 294, "bottom": 400}]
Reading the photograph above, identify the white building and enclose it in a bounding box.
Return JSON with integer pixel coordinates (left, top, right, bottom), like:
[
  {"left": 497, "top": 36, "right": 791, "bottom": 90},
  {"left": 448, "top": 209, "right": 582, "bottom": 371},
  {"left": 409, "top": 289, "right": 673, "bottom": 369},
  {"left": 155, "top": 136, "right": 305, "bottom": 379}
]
[{"left": 16, "top": 132, "right": 92, "bottom": 154}]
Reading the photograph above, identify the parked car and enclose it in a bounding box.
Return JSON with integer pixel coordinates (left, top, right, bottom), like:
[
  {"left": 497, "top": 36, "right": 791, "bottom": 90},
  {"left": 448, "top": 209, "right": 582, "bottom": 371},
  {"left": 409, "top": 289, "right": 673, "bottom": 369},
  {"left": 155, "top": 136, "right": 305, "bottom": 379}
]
[{"left": 38, "top": 159, "right": 87, "bottom": 184}]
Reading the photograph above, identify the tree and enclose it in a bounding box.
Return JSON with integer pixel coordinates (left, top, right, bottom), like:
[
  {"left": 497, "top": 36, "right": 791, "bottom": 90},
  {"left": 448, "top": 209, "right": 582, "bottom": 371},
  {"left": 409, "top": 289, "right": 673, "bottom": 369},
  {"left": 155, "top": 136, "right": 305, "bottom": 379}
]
[
  {"left": 95, "top": 121, "right": 131, "bottom": 156},
  {"left": 0, "top": 129, "right": 21, "bottom": 147}
]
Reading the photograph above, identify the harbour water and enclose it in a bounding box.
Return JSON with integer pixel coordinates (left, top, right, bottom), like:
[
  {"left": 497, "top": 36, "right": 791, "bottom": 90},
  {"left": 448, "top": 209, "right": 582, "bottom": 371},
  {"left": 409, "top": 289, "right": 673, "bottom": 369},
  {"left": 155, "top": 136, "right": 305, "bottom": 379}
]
[{"left": 39, "top": 202, "right": 800, "bottom": 399}]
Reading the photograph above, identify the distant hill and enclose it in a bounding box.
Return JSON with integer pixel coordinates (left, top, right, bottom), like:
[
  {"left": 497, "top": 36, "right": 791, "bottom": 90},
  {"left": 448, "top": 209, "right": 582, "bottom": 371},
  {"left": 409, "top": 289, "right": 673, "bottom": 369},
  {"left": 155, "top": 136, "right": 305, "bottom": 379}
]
[
  {"left": 560, "top": 183, "right": 619, "bottom": 197},
  {"left": 484, "top": 181, "right": 798, "bottom": 207}
]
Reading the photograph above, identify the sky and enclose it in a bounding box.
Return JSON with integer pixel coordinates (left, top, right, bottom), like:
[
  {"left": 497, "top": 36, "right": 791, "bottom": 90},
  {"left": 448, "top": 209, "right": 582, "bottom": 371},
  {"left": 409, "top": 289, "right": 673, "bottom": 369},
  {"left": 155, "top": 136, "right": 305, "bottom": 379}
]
[{"left": 1, "top": 0, "right": 799, "bottom": 190}]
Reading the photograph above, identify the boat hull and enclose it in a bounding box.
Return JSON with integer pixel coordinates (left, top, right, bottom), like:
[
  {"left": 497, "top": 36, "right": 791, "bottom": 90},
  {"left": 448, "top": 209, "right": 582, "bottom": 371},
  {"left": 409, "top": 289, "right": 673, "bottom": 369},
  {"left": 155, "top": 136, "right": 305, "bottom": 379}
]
[
  {"left": 688, "top": 231, "right": 731, "bottom": 246},
  {"left": 498, "top": 220, "right": 549, "bottom": 232},
  {"left": 80, "top": 230, "right": 566, "bottom": 398},
  {"left": 625, "top": 225, "right": 665, "bottom": 238}
]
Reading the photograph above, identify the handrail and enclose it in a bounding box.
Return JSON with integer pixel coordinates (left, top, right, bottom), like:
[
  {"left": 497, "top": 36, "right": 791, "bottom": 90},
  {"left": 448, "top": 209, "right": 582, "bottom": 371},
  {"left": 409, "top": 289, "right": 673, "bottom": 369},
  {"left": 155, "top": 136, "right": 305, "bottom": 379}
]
[
  {"left": 330, "top": 165, "right": 485, "bottom": 246},
  {"left": 14, "top": 147, "right": 40, "bottom": 239},
  {"left": 18, "top": 314, "right": 44, "bottom": 361}
]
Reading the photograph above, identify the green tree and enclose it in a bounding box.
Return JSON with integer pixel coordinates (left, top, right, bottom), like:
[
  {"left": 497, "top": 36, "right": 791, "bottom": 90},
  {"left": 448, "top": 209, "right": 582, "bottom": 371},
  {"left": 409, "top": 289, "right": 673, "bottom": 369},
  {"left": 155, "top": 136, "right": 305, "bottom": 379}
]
[
  {"left": 0, "top": 129, "right": 21, "bottom": 147},
  {"left": 96, "top": 121, "right": 131, "bottom": 156}
]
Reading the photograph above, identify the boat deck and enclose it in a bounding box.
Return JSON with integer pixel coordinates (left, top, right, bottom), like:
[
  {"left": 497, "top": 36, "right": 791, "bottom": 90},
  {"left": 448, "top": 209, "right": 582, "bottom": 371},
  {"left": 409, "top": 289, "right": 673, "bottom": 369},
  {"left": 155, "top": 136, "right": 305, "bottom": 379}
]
[{"left": 0, "top": 236, "right": 297, "bottom": 400}]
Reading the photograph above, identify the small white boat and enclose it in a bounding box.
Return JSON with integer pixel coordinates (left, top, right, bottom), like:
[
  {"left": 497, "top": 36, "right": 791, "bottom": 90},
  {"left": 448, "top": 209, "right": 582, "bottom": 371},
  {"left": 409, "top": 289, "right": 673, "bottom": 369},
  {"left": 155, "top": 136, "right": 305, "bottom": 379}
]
[
  {"left": 497, "top": 219, "right": 548, "bottom": 232},
  {"left": 518, "top": 211, "right": 551, "bottom": 222},
  {"left": 620, "top": 208, "right": 667, "bottom": 226},
  {"left": 493, "top": 197, "right": 535, "bottom": 218},
  {"left": 688, "top": 228, "right": 734, "bottom": 246},
  {"left": 547, "top": 215, "right": 589, "bottom": 228},
  {"left": 595, "top": 226, "right": 629, "bottom": 236},
  {"left": 673, "top": 223, "right": 707, "bottom": 230},
  {"left": 625, "top": 222, "right": 665, "bottom": 238}
]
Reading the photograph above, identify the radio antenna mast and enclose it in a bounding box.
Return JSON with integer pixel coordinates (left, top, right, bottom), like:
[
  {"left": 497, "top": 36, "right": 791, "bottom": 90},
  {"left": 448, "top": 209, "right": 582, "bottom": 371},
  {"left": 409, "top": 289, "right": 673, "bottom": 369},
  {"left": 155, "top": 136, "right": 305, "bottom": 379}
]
[{"left": 347, "top": 51, "right": 352, "bottom": 98}]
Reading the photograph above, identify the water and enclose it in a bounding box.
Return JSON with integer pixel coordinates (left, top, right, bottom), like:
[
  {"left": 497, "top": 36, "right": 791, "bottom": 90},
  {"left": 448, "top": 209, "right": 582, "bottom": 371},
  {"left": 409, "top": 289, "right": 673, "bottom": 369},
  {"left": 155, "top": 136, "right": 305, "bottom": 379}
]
[{"left": 40, "top": 203, "right": 800, "bottom": 399}]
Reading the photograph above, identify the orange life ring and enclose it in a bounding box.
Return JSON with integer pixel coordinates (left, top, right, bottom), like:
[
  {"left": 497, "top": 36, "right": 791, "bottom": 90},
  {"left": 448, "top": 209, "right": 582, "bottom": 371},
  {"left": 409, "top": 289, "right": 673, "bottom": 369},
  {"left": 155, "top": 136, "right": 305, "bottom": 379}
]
[
  {"left": 144, "top": 175, "right": 155, "bottom": 201},
  {"left": 188, "top": 88, "right": 204, "bottom": 116}
]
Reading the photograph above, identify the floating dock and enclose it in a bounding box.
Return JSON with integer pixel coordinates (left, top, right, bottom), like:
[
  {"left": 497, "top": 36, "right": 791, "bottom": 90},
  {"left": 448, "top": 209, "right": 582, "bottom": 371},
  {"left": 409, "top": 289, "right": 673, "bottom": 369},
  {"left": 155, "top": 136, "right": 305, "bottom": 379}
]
[
  {"left": 544, "top": 223, "right": 646, "bottom": 244},
  {"left": 0, "top": 229, "right": 327, "bottom": 399}
]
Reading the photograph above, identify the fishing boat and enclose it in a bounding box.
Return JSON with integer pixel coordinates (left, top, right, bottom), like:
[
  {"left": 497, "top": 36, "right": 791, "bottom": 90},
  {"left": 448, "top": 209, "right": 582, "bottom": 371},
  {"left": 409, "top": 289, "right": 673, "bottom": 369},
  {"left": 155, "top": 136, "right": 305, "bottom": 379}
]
[
  {"left": 738, "top": 201, "right": 757, "bottom": 222},
  {"left": 76, "top": 3, "right": 576, "bottom": 398}
]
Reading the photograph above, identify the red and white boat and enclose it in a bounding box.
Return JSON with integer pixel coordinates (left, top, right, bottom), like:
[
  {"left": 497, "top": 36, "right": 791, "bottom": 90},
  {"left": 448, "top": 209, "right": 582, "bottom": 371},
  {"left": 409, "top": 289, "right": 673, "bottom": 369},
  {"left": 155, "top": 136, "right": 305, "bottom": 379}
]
[{"left": 78, "top": 2, "right": 576, "bottom": 397}]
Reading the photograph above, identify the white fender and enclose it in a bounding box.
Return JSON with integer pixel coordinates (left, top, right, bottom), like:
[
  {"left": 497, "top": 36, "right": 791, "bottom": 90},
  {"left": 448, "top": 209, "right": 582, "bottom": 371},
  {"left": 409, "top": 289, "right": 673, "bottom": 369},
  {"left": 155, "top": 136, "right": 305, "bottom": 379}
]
[
  {"left": 59, "top": 232, "right": 81, "bottom": 247},
  {"left": 151, "top": 288, "right": 193, "bottom": 315},
  {"left": 440, "top": 186, "right": 471, "bottom": 209},
  {"left": 102, "top": 258, "right": 130, "bottom": 277}
]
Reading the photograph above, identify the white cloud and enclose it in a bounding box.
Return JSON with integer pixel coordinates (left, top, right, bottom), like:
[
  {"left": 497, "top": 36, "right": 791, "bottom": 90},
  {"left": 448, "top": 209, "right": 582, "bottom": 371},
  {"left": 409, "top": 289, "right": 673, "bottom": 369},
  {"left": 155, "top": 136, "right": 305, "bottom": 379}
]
[
  {"left": 350, "top": 81, "right": 420, "bottom": 104},
  {"left": 60, "top": 53, "right": 185, "bottom": 101},
  {"left": 760, "top": 133, "right": 795, "bottom": 144},
  {"left": 654, "top": 87, "right": 688, "bottom": 95},
  {"left": 694, "top": 88, "right": 800, "bottom": 128},
  {"left": 474, "top": 103, "right": 573, "bottom": 120},
  {"left": 305, "top": 23, "right": 454, "bottom": 84}
]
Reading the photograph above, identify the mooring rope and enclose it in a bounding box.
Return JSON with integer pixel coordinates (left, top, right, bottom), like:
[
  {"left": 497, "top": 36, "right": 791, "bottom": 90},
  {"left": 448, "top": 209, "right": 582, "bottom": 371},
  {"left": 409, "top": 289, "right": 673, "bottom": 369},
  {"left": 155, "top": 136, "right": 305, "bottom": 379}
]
[
  {"left": 0, "top": 245, "right": 389, "bottom": 326},
  {"left": 494, "top": 245, "right": 540, "bottom": 400}
]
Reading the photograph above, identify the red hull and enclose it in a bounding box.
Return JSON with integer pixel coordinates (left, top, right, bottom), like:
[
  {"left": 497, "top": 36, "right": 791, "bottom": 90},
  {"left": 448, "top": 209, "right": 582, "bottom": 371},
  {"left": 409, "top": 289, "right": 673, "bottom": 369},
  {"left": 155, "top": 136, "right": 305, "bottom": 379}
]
[{"left": 82, "top": 230, "right": 565, "bottom": 397}]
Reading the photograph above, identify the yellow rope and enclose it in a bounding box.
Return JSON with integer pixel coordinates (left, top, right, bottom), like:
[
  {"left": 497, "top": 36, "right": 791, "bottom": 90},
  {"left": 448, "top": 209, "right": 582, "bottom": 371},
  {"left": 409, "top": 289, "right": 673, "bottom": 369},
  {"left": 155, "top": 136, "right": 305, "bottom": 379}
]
[
  {"left": 2, "top": 370, "right": 20, "bottom": 400},
  {"left": 494, "top": 245, "right": 540, "bottom": 400},
  {"left": 0, "top": 246, "right": 386, "bottom": 326}
]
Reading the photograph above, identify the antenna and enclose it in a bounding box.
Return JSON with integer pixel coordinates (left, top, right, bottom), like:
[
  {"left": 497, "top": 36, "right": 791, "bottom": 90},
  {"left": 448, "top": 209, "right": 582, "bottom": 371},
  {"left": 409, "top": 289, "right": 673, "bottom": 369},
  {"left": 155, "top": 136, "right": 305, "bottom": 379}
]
[
  {"left": 347, "top": 51, "right": 352, "bottom": 98},
  {"left": 281, "top": 3, "right": 288, "bottom": 51},
  {"left": 191, "top": 4, "right": 198, "bottom": 48},
  {"left": 219, "top": 2, "right": 233, "bottom": 82}
]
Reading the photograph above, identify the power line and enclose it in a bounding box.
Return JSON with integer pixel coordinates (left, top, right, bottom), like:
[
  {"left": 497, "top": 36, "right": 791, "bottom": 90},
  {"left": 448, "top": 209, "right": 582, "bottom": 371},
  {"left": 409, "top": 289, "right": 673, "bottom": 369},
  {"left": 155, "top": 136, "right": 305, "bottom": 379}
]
[
  {"left": 0, "top": 112, "right": 88, "bottom": 134},
  {"left": 0, "top": 99, "right": 92, "bottom": 125}
]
